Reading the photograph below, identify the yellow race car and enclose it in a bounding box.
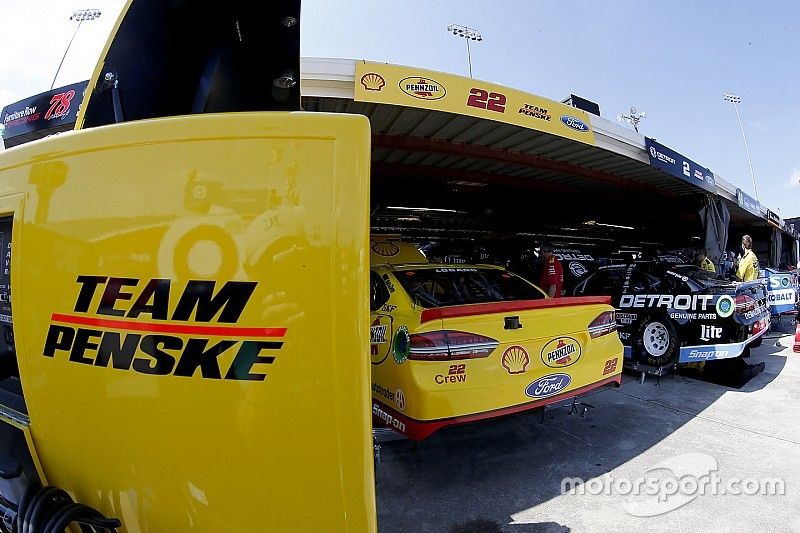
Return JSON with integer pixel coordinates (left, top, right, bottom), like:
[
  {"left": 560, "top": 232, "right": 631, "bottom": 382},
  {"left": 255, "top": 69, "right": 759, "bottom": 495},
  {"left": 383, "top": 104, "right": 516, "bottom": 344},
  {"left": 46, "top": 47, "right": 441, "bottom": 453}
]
[{"left": 370, "top": 237, "right": 623, "bottom": 440}]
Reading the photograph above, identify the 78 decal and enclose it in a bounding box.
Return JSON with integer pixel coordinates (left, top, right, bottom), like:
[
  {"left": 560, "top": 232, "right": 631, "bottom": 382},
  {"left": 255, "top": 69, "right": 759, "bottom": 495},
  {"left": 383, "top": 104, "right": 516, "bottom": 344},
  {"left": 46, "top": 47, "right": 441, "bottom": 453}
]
[{"left": 45, "top": 90, "right": 76, "bottom": 120}]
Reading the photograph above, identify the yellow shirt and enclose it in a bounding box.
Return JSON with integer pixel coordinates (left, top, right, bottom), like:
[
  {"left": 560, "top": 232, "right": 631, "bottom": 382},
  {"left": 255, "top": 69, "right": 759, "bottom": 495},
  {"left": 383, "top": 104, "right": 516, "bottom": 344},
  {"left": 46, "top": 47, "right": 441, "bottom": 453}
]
[
  {"left": 737, "top": 250, "right": 759, "bottom": 281},
  {"left": 700, "top": 257, "right": 716, "bottom": 273}
]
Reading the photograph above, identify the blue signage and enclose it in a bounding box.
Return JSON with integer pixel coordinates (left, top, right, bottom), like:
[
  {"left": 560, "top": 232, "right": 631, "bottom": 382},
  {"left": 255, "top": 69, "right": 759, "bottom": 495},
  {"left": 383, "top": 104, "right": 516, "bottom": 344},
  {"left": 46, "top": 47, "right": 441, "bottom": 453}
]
[
  {"left": 766, "top": 209, "right": 783, "bottom": 229},
  {"left": 762, "top": 268, "right": 798, "bottom": 315},
  {"left": 736, "top": 189, "right": 761, "bottom": 217},
  {"left": 645, "top": 138, "right": 716, "bottom": 194}
]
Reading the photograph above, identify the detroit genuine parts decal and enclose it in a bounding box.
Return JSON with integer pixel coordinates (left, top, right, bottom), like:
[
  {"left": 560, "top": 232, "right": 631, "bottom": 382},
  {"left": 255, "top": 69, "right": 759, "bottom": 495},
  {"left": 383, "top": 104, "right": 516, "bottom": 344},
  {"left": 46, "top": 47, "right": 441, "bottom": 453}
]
[
  {"left": 42, "top": 276, "right": 286, "bottom": 381},
  {"left": 619, "top": 293, "right": 735, "bottom": 318}
]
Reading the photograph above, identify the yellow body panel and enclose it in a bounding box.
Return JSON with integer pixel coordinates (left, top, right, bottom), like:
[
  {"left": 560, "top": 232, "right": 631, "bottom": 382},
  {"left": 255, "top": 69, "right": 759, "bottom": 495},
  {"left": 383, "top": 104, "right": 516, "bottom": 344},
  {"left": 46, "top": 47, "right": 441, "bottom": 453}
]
[
  {"left": 370, "top": 263, "right": 622, "bottom": 439},
  {"left": 0, "top": 112, "right": 376, "bottom": 531}
]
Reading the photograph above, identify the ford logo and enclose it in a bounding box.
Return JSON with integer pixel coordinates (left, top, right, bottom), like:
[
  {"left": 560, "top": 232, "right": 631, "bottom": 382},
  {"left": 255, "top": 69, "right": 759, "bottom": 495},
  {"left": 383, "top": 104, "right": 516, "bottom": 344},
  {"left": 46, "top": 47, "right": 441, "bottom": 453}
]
[
  {"left": 525, "top": 373, "right": 571, "bottom": 398},
  {"left": 560, "top": 115, "right": 589, "bottom": 132}
]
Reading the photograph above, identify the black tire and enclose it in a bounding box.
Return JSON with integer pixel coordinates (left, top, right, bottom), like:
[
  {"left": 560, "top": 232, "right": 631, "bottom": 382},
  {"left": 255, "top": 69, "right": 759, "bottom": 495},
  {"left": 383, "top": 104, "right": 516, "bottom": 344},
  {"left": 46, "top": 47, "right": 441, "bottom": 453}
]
[{"left": 637, "top": 317, "right": 678, "bottom": 366}]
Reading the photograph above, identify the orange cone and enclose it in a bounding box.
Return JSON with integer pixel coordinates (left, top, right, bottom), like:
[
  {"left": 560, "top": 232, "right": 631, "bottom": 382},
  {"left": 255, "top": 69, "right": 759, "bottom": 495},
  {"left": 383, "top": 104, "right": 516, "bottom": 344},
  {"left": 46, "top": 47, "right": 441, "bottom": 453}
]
[{"left": 794, "top": 322, "right": 800, "bottom": 353}]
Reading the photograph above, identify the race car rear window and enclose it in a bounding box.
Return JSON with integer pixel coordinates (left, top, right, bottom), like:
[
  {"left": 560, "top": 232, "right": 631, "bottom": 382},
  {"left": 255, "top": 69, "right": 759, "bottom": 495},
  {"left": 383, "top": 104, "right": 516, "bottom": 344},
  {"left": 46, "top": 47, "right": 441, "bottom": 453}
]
[
  {"left": 671, "top": 265, "right": 728, "bottom": 287},
  {"left": 394, "top": 268, "right": 545, "bottom": 308}
]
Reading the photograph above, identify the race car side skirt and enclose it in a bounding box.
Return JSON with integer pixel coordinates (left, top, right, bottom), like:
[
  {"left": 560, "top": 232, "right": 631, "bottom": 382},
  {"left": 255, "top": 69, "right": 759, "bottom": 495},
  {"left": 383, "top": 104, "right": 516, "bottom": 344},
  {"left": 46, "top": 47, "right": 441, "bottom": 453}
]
[
  {"left": 372, "top": 374, "right": 621, "bottom": 441},
  {"left": 678, "top": 321, "right": 768, "bottom": 363}
]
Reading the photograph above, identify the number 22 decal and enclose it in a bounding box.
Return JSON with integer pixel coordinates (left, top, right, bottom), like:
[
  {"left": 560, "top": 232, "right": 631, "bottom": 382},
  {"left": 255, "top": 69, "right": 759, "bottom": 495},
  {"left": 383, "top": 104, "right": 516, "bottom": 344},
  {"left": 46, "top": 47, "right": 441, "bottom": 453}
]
[
  {"left": 467, "top": 88, "right": 506, "bottom": 113},
  {"left": 447, "top": 364, "right": 466, "bottom": 375}
]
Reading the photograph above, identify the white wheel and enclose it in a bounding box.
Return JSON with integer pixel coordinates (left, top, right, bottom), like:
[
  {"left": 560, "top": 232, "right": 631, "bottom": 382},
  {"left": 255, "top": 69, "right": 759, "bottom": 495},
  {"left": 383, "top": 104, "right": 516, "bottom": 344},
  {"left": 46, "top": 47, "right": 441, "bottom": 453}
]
[{"left": 642, "top": 321, "right": 670, "bottom": 357}]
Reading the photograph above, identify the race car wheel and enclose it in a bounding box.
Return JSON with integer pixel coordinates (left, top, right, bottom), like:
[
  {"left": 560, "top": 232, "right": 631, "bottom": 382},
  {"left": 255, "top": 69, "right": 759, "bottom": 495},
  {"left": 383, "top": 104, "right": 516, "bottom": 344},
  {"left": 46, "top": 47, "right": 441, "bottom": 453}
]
[{"left": 638, "top": 318, "right": 677, "bottom": 366}]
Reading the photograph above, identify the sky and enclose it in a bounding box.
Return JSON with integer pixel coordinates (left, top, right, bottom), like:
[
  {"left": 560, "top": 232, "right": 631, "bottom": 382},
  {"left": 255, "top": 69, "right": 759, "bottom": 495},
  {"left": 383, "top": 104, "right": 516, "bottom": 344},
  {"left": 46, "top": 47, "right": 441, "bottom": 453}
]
[{"left": 1, "top": 0, "right": 798, "bottom": 218}]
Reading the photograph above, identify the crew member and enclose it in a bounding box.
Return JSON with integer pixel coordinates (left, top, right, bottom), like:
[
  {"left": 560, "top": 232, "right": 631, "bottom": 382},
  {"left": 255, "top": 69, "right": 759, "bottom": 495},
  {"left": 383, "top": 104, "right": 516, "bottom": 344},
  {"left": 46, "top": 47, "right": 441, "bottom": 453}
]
[
  {"left": 736, "top": 235, "right": 759, "bottom": 282},
  {"left": 538, "top": 243, "right": 563, "bottom": 298},
  {"left": 697, "top": 249, "right": 716, "bottom": 273}
]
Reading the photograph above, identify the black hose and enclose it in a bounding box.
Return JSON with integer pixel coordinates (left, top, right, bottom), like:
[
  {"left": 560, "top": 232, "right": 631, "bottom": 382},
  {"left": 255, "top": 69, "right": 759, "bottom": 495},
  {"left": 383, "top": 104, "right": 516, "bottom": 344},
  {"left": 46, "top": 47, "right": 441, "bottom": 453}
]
[
  {"left": 15, "top": 485, "right": 120, "bottom": 533},
  {"left": 24, "top": 486, "right": 71, "bottom": 533},
  {"left": 43, "top": 503, "right": 100, "bottom": 532}
]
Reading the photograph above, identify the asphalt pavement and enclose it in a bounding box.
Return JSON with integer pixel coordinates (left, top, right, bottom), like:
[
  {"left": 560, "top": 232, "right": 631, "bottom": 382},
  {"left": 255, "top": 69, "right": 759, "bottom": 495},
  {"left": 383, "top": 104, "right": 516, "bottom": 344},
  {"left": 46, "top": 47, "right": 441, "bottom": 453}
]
[{"left": 375, "top": 318, "right": 800, "bottom": 533}]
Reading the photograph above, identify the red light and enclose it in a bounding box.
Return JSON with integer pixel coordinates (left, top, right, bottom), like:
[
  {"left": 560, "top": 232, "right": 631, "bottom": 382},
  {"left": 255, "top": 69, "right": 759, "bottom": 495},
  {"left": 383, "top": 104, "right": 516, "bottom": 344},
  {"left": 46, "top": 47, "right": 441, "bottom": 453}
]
[
  {"left": 409, "top": 330, "right": 499, "bottom": 361},
  {"left": 588, "top": 311, "right": 617, "bottom": 338}
]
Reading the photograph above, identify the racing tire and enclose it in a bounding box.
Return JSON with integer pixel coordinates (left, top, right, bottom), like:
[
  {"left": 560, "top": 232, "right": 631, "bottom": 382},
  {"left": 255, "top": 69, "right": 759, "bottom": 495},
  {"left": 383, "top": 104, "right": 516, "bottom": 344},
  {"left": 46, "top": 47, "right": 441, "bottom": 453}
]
[{"left": 637, "top": 317, "right": 678, "bottom": 367}]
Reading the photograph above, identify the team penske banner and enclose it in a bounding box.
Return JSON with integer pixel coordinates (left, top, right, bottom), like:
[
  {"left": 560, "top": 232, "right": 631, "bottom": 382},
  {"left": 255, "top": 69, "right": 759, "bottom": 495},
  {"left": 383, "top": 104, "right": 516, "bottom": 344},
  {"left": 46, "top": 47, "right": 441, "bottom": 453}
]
[{"left": 355, "top": 61, "right": 596, "bottom": 146}]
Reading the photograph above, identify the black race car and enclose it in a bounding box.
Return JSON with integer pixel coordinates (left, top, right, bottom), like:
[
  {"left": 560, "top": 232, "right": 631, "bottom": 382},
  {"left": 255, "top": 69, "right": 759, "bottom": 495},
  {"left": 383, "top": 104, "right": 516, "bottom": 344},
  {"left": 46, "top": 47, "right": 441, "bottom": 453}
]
[{"left": 573, "top": 262, "right": 770, "bottom": 367}]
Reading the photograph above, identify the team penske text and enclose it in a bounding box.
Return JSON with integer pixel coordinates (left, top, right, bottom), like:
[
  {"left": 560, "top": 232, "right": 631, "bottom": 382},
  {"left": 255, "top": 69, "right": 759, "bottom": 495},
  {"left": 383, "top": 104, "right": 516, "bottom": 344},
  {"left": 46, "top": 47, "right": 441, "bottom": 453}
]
[{"left": 42, "top": 276, "right": 286, "bottom": 381}]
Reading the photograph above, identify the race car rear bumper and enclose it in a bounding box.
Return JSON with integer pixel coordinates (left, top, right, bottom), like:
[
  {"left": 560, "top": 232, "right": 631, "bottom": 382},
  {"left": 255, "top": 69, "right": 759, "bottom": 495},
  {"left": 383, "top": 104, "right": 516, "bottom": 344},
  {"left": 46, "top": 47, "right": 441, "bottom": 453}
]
[
  {"left": 372, "top": 374, "right": 621, "bottom": 441},
  {"left": 677, "top": 318, "right": 769, "bottom": 363}
]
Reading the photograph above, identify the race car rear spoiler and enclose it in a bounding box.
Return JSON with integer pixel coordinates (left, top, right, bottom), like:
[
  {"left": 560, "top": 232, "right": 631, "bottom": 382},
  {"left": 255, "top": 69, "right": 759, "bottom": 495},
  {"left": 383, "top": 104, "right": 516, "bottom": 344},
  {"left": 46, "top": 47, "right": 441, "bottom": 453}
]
[{"left": 420, "top": 296, "right": 612, "bottom": 324}]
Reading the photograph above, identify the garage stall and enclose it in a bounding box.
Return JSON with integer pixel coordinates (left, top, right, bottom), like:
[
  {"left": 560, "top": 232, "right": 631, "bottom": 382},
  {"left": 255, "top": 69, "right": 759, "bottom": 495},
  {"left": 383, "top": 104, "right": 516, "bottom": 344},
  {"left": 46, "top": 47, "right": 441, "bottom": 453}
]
[{"left": 300, "top": 58, "right": 798, "bottom": 271}]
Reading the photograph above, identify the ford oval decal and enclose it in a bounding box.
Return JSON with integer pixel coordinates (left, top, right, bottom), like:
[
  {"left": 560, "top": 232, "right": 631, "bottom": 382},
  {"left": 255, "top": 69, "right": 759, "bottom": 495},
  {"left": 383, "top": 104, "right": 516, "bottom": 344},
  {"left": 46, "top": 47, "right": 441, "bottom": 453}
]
[
  {"left": 525, "top": 373, "right": 571, "bottom": 398},
  {"left": 560, "top": 115, "right": 590, "bottom": 132}
]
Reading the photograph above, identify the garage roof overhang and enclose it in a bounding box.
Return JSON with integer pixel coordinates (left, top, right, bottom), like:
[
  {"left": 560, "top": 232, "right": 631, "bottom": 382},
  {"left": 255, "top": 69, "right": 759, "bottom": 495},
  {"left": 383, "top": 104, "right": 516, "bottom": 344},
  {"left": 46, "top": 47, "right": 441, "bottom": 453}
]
[{"left": 300, "top": 58, "right": 775, "bottom": 246}]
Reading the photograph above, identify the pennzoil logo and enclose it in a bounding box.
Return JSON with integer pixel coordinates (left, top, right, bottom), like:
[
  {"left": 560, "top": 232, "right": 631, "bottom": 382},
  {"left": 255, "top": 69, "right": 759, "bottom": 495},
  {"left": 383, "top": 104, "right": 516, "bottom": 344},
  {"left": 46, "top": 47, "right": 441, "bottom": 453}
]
[
  {"left": 399, "top": 76, "right": 446, "bottom": 100},
  {"left": 360, "top": 72, "right": 386, "bottom": 91},
  {"left": 42, "top": 276, "right": 286, "bottom": 381},
  {"left": 541, "top": 337, "right": 581, "bottom": 368}
]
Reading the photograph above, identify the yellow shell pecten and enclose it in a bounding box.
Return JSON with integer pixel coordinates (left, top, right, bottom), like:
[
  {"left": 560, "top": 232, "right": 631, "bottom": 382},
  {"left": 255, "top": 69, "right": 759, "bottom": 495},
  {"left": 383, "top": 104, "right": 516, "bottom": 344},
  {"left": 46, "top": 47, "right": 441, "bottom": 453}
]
[
  {"left": 371, "top": 239, "right": 399, "bottom": 257},
  {"left": 502, "top": 345, "right": 529, "bottom": 374},
  {"left": 360, "top": 73, "right": 385, "bottom": 91}
]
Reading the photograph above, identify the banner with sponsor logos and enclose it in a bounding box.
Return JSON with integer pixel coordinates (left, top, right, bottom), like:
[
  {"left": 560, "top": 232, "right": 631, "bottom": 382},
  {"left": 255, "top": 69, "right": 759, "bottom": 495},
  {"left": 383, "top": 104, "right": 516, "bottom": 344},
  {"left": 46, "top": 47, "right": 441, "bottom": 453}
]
[
  {"left": 762, "top": 270, "right": 797, "bottom": 315},
  {"left": 644, "top": 138, "right": 716, "bottom": 194},
  {"left": 766, "top": 209, "right": 783, "bottom": 229},
  {"left": 355, "top": 61, "right": 596, "bottom": 145},
  {"left": 736, "top": 188, "right": 761, "bottom": 217},
  {"left": 1, "top": 81, "right": 88, "bottom": 148}
]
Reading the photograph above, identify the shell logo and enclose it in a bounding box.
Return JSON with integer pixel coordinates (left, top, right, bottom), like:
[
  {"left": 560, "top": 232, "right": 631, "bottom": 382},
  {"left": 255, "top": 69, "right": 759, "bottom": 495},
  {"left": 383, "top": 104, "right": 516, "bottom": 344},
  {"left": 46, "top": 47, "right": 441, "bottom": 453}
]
[
  {"left": 399, "top": 77, "right": 446, "bottom": 100},
  {"left": 360, "top": 72, "right": 385, "bottom": 92},
  {"left": 501, "top": 345, "right": 529, "bottom": 374},
  {"left": 541, "top": 337, "right": 582, "bottom": 368},
  {"left": 371, "top": 239, "right": 400, "bottom": 257}
]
